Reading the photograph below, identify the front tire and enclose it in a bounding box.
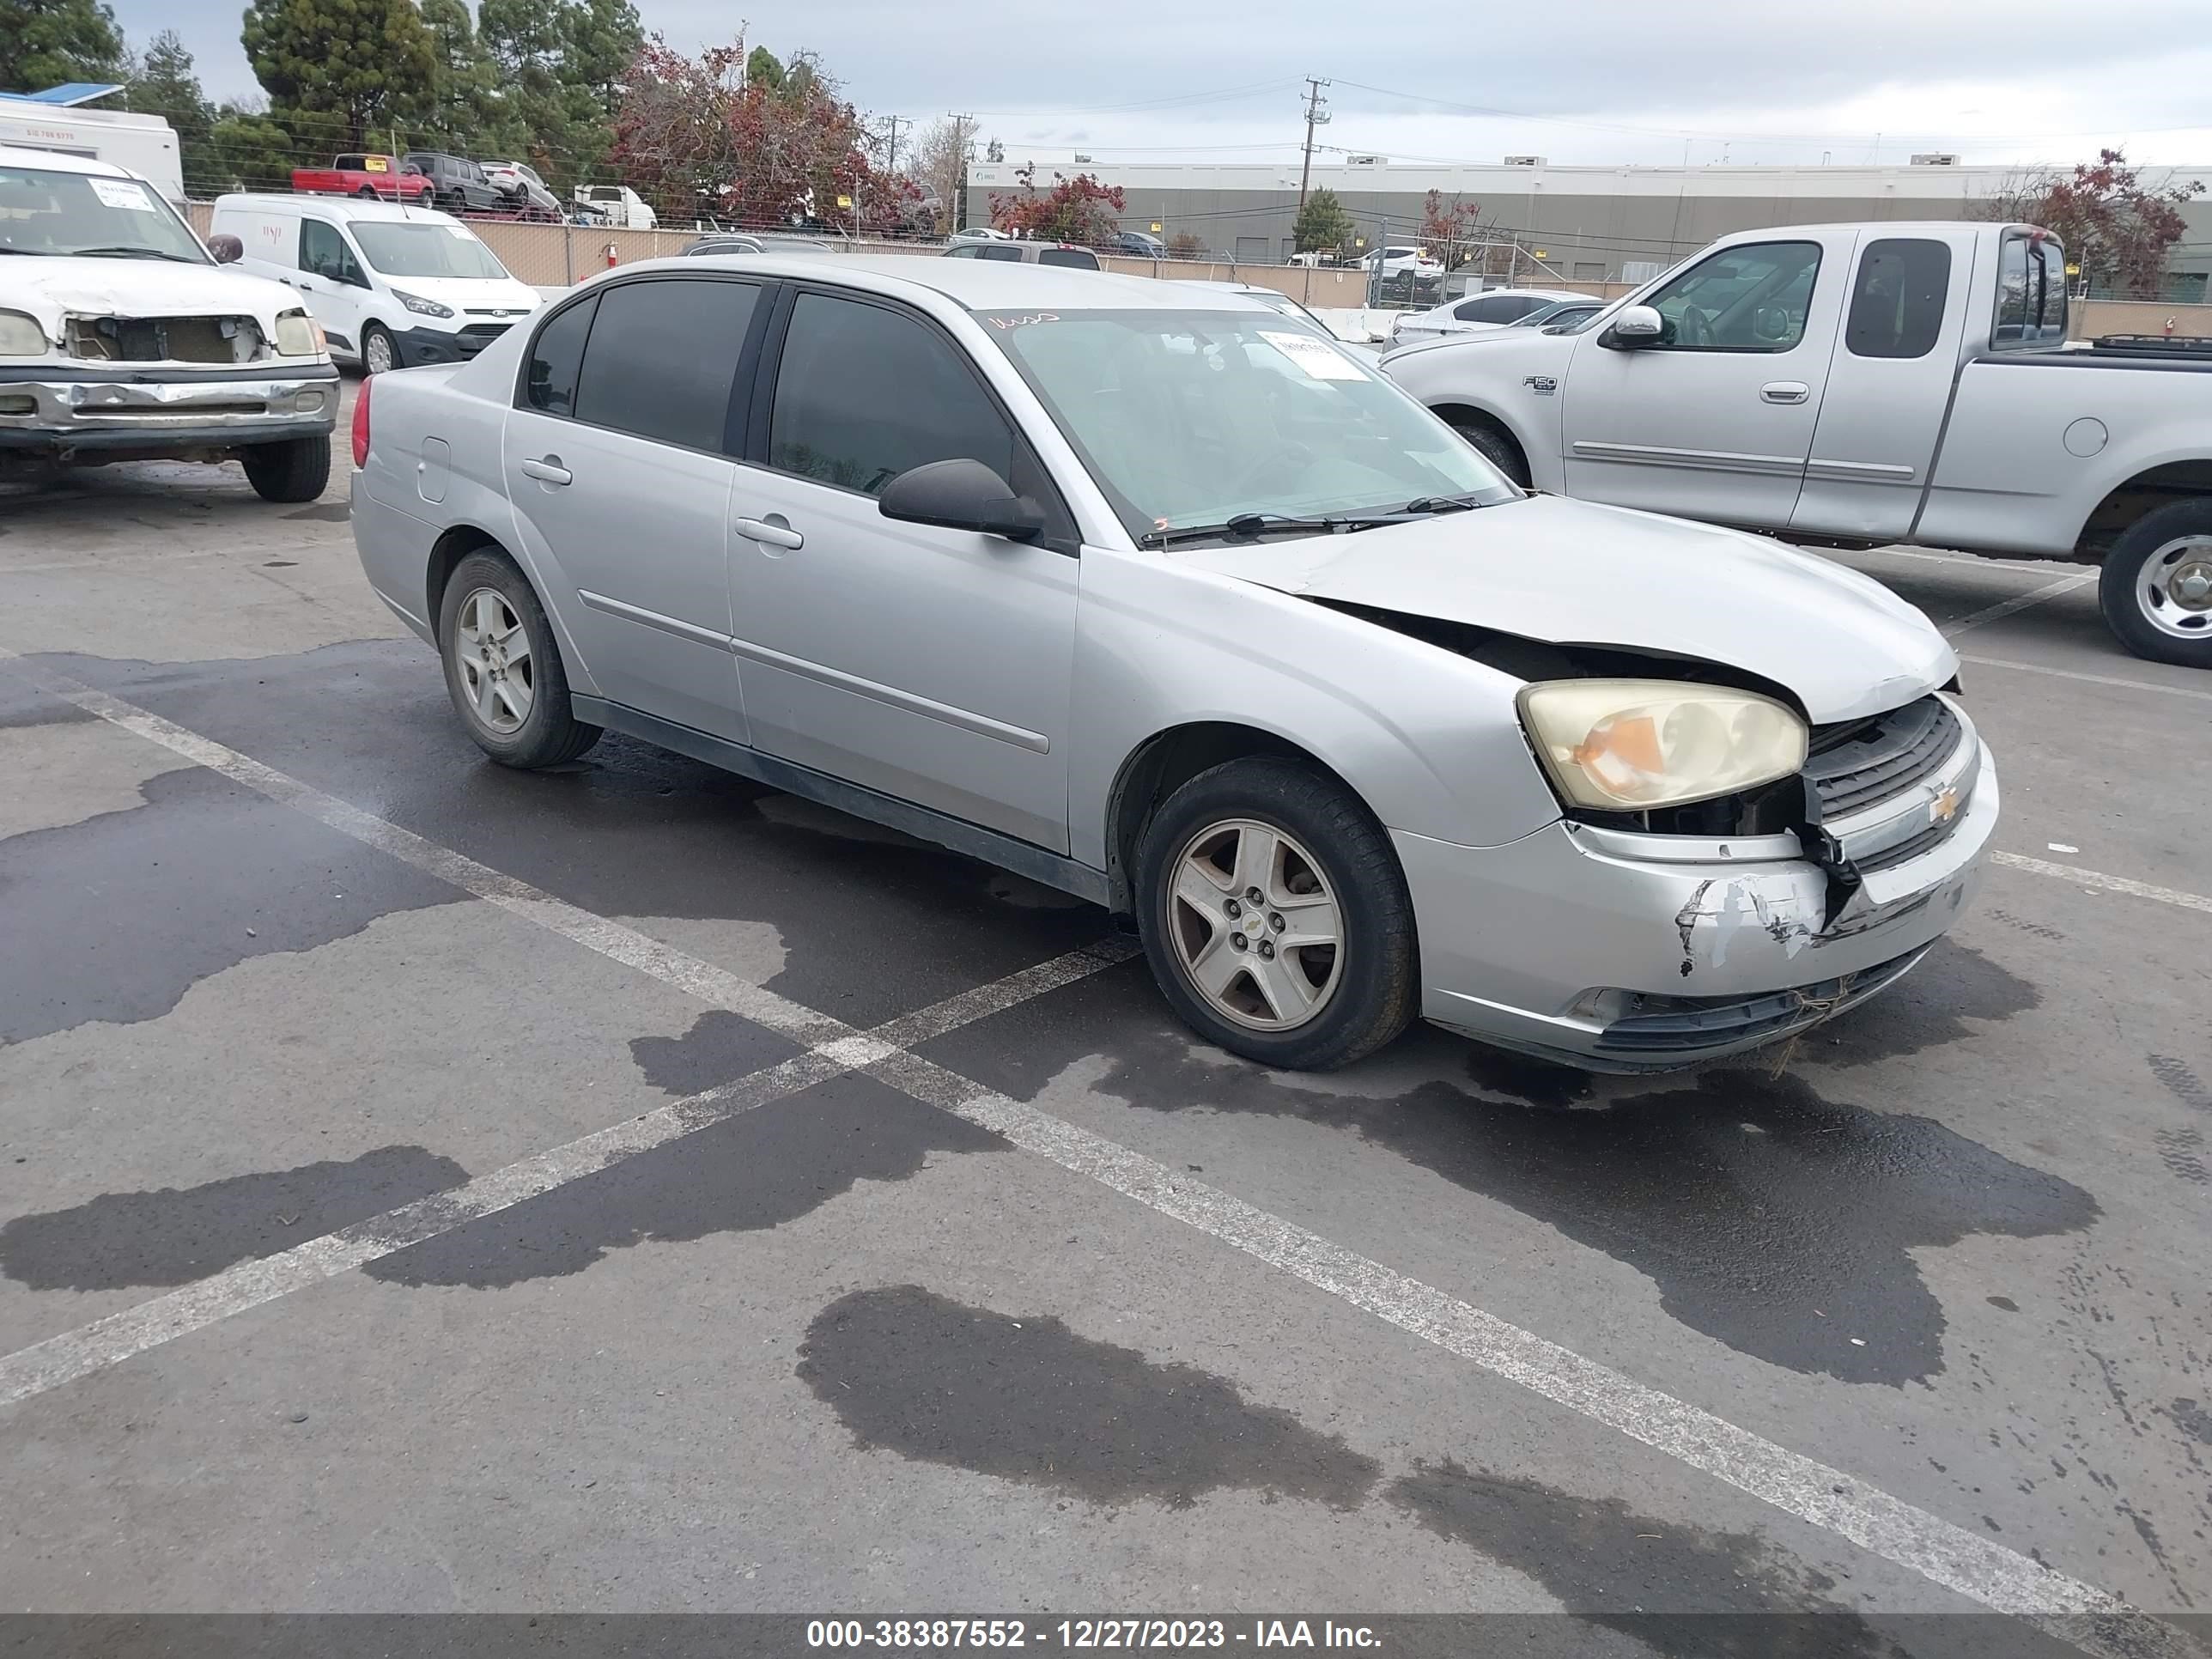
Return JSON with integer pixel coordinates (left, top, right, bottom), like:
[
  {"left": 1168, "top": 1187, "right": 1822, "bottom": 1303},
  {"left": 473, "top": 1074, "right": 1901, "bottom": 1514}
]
[
  {"left": 437, "top": 550, "right": 601, "bottom": 768},
  {"left": 240, "top": 434, "right": 331, "bottom": 502},
  {"left": 1134, "top": 757, "right": 1417, "bottom": 1070},
  {"left": 361, "top": 323, "right": 397, "bottom": 376},
  {"left": 1450, "top": 419, "right": 1531, "bottom": 489},
  {"left": 2099, "top": 499, "right": 2212, "bottom": 667}
]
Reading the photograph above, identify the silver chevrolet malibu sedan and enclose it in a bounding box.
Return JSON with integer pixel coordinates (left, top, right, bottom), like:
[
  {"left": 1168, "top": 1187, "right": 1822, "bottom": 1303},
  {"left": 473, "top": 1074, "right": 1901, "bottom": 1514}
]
[{"left": 350, "top": 255, "right": 1997, "bottom": 1072}]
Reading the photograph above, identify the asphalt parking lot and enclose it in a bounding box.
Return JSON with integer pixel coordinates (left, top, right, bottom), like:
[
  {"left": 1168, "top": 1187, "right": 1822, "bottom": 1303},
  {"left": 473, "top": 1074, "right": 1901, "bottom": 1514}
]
[{"left": 2, "top": 381, "right": 2209, "bottom": 1656}]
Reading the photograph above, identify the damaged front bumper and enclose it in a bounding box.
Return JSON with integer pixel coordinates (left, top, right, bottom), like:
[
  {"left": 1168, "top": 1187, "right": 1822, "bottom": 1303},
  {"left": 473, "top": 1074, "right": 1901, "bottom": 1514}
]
[
  {"left": 1396, "top": 715, "right": 1998, "bottom": 1072},
  {"left": 0, "top": 366, "right": 339, "bottom": 463}
]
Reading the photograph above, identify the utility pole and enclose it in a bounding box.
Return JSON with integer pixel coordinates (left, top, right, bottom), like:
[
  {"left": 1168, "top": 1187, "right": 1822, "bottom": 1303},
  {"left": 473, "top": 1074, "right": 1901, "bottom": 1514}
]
[
  {"left": 947, "top": 112, "right": 977, "bottom": 233},
  {"left": 882, "top": 114, "right": 909, "bottom": 179},
  {"left": 1297, "top": 77, "right": 1330, "bottom": 212}
]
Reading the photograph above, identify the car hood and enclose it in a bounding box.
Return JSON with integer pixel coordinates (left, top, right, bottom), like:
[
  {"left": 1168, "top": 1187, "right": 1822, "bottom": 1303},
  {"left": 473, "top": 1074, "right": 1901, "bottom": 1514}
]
[
  {"left": 5, "top": 258, "right": 307, "bottom": 332},
  {"left": 1176, "top": 494, "right": 1954, "bottom": 722},
  {"left": 378, "top": 273, "right": 540, "bottom": 314}
]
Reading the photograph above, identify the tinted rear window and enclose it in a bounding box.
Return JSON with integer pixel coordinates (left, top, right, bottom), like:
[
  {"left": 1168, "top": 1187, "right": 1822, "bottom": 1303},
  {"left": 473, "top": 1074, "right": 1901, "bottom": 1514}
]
[
  {"left": 1037, "top": 247, "right": 1100, "bottom": 269},
  {"left": 572, "top": 278, "right": 760, "bottom": 450}
]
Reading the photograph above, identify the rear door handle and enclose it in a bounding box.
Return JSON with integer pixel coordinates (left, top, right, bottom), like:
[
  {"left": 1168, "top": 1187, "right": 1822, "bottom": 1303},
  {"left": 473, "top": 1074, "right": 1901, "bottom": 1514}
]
[
  {"left": 734, "top": 515, "right": 804, "bottom": 550},
  {"left": 1761, "top": 381, "right": 1810, "bottom": 404},
  {"left": 520, "top": 455, "right": 571, "bottom": 485}
]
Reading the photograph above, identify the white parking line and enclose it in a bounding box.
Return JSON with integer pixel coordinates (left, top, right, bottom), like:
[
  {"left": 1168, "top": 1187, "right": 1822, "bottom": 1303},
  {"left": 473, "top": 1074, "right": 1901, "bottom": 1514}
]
[
  {"left": 1943, "top": 572, "right": 2097, "bottom": 637},
  {"left": 1992, "top": 851, "right": 2212, "bottom": 915},
  {"left": 0, "top": 649, "right": 2197, "bottom": 1659},
  {"left": 1960, "top": 654, "right": 2212, "bottom": 704}
]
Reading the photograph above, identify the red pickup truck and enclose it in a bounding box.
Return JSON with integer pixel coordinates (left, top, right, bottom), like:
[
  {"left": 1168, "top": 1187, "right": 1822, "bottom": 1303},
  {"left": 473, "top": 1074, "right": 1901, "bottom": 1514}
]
[{"left": 289, "top": 154, "right": 433, "bottom": 203}]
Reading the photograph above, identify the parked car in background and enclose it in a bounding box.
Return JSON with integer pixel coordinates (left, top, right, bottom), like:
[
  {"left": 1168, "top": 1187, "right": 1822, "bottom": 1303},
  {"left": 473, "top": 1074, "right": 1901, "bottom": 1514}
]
[
  {"left": 1383, "top": 219, "right": 2212, "bottom": 665},
  {"left": 352, "top": 252, "right": 1997, "bottom": 1073},
  {"left": 0, "top": 148, "right": 335, "bottom": 501},
  {"left": 1177, "top": 279, "right": 1382, "bottom": 361},
  {"left": 942, "top": 240, "right": 1100, "bottom": 269},
  {"left": 290, "top": 153, "right": 433, "bottom": 204},
  {"left": 478, "top": 160, "right": 562, "bottom": 221},
  {"left": 1507, "top": 297, "right": 1607, "bottom": 331},
  {"left": 1357, "top": 245, "right": 1444, "bottom": 299},
  {"left": 947, "top": 227, "right": 1012, "bottom": 246},
  {"left": 1109, "top": 229, "right": 1167, "bottom": 258},
  {"left": 1389, "top": 286, "right": 1589, "bottom": 346},
  {"left": 211, "top": 193, "right": 539, "bottom": 374},
  {"left": 682, "top": 233, "right": 836, "bottom": 258},
  {"left": 401, "top": 152, "right": 502, "bottom": 216},
  {"left": 574, "top": 183, "right": 658, "bottom": 230}
]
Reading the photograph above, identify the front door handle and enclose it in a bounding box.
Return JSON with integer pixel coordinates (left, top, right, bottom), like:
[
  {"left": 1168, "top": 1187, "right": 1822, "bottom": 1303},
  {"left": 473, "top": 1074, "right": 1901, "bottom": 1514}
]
[
  {"left": 1761, "top": 381, "right": 1810, "bottom": 404},
  {"left": 520, "top": 455, "right": 571, "bottom": 485},
  {"left": 734, "top": 514, "right": 804, "bottom": 550}
]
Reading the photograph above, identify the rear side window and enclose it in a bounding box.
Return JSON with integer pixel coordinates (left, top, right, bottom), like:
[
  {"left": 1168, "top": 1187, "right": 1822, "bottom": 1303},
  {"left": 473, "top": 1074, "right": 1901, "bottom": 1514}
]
[
  {"left": 1846, "top": 238, "right": 1952, "bottom": 359},
  {"left": 1992, "top": 234, "right": 2069, "bottom": 349},
  {"left": 978, "top": 244, "right": 1024, "bottom": 262},
  {"left": 768, "top": 292, "right": 1018, "bottom": 496},
  {"left": 1038, "top": 247, "right": 1098, "bottom": 269},
  {"left": 523, "top": 295, "right": 595, "bottom": 416},
  {"left": 572, "top": 278, "right": 760, "bottom": 450}
]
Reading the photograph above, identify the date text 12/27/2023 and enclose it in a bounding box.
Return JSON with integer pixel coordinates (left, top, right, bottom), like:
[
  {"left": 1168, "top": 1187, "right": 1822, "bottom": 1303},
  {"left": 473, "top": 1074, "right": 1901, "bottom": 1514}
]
[{"left": 805, "top": 1619, "right": 1382, "bottom": 1649}]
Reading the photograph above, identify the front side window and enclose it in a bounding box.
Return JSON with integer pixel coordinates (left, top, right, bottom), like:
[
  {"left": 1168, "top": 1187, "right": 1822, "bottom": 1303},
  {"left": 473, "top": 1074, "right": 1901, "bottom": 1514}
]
[
  {"left": 299, "top": 219, "right": 364, "bottom": 285},
  {"left": 572, "top": 278, "right": 759, "bottom": 450},
  {"left": 1846, "top": 237, "right": 1952, "bottom": 359},
  {"left": 769, "top": 293, "right": 1019, "bottom": 495},
  {"left": 1993, "top": 234, "right": 2068, "bottom": 349},
  {"left": 1643, "top": 240, "right": 1821, "bottom": 351},
  {"left": 983, "top": 307, "right": 1515, "bottom": 540},
  {"left": 350, "top": 222, "right": 510, "bottom": 280},
  {"left": 0, "top": 164, "right": 210, "bottom": 263}
]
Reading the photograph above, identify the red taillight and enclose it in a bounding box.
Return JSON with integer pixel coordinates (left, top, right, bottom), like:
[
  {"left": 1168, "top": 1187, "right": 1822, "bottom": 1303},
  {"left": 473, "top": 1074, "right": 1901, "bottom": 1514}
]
[{"left": 350, "top": 374, "right": 371, "bottom": 468}]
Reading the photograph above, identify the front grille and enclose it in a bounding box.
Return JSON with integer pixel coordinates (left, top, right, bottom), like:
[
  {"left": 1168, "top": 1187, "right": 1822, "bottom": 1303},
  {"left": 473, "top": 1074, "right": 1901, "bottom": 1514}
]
[
  {"left": 65, "top": 314, "right": 269, "bottom": 365},
  {"left": 1593, "top": 948, "right": 1926, "bottom": 1054},
  {"left": 1805, "top": 696, "right": 1962, "bottom": 819}
]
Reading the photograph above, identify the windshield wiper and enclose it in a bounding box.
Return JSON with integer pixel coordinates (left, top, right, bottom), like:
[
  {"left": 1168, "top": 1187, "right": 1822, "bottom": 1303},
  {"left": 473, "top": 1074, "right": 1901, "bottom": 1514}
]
[
  {"left": 69, "top": 246, "right": 198, "bottom": 263},
  {"left": 0, "top": 246, "right": 55, "bottom": 255},
  {"left": 1400, "top": 495, "right": 1480, "bottom": 515},
  {"left": 1139, "top": 513, "right": 1368, "bottom": 549}
]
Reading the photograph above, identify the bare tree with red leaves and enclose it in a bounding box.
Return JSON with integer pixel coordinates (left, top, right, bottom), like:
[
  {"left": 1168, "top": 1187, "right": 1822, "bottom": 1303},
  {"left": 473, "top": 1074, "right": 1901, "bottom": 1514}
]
[
  {"left": 1419, "top": 189, "right": 1484, "bottom": 270},
  {"left": 1981, "top": 149, "right": 2203, "bottom": 299},
  {"left": 990, "top": 165, "right": 1127, "bottom": 245}
]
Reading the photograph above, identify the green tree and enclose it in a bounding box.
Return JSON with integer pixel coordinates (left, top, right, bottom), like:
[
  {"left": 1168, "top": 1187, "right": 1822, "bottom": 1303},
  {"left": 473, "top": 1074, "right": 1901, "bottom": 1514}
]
[
  {"left": 1293, "top": 186, "right": 1353, "bottom": 256},
  {"left": 419, "top": 0, "right": 514, "bottom": 155},
  {"left": 202, "top": 107, "right": 299, "bottom": 192},
  {"left": 242, "top": 0, "right": 436, "bottom": 151},
  {"left": 478, "top": 0, "right": 633, "bottom": 192},
  {"left": 742, "top": 45, "right": 782, "bottom": 89},
  {"left": 0, "top": 0, "right": 126, "bottom": 92},
  {"left": 563, "top": 0, "right": 641, "bottom": 116},
  {"left": 127, "top": 30, "right": 219, "bottom": 191}
]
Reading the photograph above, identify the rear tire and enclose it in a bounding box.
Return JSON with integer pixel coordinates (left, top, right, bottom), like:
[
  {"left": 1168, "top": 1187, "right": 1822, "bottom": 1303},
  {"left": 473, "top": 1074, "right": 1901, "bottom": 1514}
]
[
  {"left": 437, "top": 549, "right": 602, "bottom": 769},
  {"left": 2099, "top": 499, "right": 2212, "bottom": 667},
  {"left": 240, "top": 434, "right": 331, "bottom": 502},
  {"left": 1450, "top": 418, "right": 1531, "bottom": 489},
  {"left": 1134, "top": 757, "right": 1417, "bottom": 1071}
]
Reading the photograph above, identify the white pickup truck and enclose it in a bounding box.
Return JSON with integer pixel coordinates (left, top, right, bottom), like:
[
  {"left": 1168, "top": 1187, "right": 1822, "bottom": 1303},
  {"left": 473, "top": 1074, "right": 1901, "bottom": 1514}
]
[{"left": 1382, "top": 221, "right": 2212, "bottom": 666}]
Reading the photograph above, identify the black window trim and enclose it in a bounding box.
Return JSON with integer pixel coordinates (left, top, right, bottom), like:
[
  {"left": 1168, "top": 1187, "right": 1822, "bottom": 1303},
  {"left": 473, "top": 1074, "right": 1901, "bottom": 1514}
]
[
  {"left": 1987, "top": 228, "right": 2069, "bottom": 354},
  {"left": 1636, "top": 237, "right": 1825, "bottom": 356},
  {"left": 510, "top": 270, "right": 773, "bottom": 459},
  {"left": 744, "top": 280, "right": 1081, "bottom": 557}
]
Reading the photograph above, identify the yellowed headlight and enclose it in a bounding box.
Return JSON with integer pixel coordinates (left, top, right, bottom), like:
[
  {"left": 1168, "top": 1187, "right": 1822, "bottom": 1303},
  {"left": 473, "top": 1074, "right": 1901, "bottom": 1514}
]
[{"left": 1517, "top": 679, "right": 1808, "bottom": 811}]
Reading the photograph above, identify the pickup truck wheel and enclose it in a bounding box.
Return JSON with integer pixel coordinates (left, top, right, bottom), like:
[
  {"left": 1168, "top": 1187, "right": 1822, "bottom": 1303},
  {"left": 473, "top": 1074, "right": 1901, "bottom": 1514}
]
[
  {"left": 1450, "top": 419, "right": 1531, "bottom": 489},
  {"left": 362, "top": 324, "right": 397, "bottom": 376},
  {"left": 1135, "top": 757, "right": 1416, "bottom": 1071},
  {"left": 437, "top": 550, "right": 601, "bottom": 769},
  {"left": 240, "top": 434, "right": 331, "bottom": 503},
  {"left": 2100, "top": 501, "right": 2212, "bottom": 667}
]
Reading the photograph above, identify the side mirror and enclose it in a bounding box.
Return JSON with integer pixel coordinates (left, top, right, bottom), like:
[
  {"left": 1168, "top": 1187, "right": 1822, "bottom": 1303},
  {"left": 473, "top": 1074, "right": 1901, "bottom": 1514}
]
[
  {"left": 1602, "top": 304, "right": 1665, "bottom": 349},
  {"left": 206, "top": 234, "right": 243, "bottom": 264},
  {"left": 878, "top": 459, "right": 1046, "bottom": 543}
]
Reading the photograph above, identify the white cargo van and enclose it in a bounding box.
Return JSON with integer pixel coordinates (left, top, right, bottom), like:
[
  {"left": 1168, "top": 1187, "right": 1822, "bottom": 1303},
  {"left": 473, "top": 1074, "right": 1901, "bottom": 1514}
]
[
  {"left": 210, "top": 193, "right": 541, "bottom": 374},
  {"left": 0, "top": 94, "right": 183, "bottom": 202}
]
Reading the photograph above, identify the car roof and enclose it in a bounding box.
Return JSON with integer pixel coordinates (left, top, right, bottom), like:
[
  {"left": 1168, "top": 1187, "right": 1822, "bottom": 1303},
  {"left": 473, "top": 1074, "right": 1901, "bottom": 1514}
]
[
  {"left": 0, "top": 143, "right": 130, "bottom": 179},
  {"left": 617, "top": 252, "right": 1252, "bottom": 312},
  {"left": 212, "top": 191, "right": 465, "bottom": 226}
]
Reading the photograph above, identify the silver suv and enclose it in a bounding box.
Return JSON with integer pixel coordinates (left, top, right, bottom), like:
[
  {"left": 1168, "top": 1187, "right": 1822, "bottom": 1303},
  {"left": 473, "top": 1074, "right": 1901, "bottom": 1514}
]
[{"left": 350, "top": 255, "right": 1996, "bottom": 1072}]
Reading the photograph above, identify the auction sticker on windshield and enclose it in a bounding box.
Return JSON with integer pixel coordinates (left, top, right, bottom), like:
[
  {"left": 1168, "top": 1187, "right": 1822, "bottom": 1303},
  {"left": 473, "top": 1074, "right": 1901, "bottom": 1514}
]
[
  {"left": 88, "top": 179, "right": 155, "bottom": 212},
  {"left": 1258, "top": 329, "right": 1368, "bottom": 380}
]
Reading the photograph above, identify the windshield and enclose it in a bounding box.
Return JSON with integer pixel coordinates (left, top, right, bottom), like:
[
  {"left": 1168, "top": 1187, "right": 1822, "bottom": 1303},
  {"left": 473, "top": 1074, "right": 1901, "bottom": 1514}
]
[
  {"left": 0, "top": 165, "right": 210, "bottom": 263},
  {"left": 982, "top": 307, "right": 1515, "bottom": 539},
  {"left": 350, "top": 222, "right": 510, "bottom": 280}
]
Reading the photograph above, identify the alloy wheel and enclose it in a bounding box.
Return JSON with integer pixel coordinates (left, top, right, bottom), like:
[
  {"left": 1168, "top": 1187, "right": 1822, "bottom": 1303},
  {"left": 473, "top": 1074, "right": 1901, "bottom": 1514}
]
[
  {"left": 453, "top": 586, "right": 534, "bottom": 733},
  {"left": 1165, "top": 817, "right": 1344, "bottom": 1030}
]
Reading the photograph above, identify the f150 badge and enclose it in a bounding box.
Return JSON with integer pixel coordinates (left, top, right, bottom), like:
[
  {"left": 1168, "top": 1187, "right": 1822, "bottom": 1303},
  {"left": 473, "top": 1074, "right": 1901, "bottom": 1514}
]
[{"left": 1523, "top": 374, "right": 1558, "bottom": 395}]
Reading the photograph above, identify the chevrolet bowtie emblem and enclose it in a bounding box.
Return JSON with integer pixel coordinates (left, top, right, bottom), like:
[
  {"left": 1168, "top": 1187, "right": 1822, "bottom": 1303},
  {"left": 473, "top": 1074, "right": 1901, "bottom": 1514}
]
[{"left": 1931, "top": 786, "right": 1960, "bottom": 823}]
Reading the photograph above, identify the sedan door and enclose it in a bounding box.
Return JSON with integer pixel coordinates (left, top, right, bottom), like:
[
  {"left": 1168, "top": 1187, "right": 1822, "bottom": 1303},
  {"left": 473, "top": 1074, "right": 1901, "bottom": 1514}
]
[
  {"left": 1559, "top": 234, "right": 1847, "bottom": 526},
  {"left": 726, "top": 288, "right": 1079, "bottom": 853},
  {"left": 501, "top": 275, "right": 767, "bottom": 740}
]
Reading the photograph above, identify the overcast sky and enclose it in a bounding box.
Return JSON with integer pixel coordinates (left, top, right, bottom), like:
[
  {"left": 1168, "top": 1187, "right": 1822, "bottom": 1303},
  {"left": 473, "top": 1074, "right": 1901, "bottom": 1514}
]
[{"left": 120, "top": 0, "right": 2212, "bottom": 172}]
